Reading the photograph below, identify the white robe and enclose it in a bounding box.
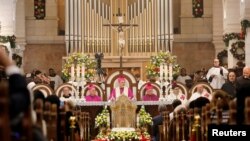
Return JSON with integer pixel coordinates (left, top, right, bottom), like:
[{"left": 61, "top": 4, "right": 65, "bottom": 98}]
[
  {"left": 115, "top": 87, "right": 129, "bottom": 98},
  {"left": 167, "top": 92, "right": 187, "bottom": 104},
  {"left": 206, "top": 67, "right": 228, "bottom": 89}
]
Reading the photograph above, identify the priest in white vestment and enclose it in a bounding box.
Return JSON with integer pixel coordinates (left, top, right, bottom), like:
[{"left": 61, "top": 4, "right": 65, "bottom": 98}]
[
  {"left": 60, "top": 86, "right": 73, "bottom": 102},
  {"left": 167, "top": 85, "right": 187, "bottom": 104},
  {"left": 206, "top": 58, "right": 228, "bottom": 89},
  {"left": 109, "top": 75, "right": 134, "bottom": 101}
]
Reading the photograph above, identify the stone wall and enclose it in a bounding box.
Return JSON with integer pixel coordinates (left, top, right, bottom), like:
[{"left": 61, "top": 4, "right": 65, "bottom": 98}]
[
  {"left": 23, "top": 44, "right": 66, "bottom": 75},
  {"left": 172, "top": 42, "right": 215, "bottom": 75}
]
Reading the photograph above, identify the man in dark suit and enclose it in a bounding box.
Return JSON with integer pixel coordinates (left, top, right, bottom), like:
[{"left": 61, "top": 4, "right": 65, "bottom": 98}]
[
  {"left": 236, "top": 66, "right": 250, "bottom": 124},
  {"left": 152, "top": 104, "right": 167, "bottom": 141}
]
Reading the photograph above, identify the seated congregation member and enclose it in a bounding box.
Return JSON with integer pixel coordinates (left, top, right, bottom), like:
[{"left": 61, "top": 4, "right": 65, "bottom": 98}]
[
  {"left": 142, "top": 83, "right": 159, "bottom": 101},
  {"left": 152, "top": 104, "right": 167, "bottom": 141},
  {"left": 188, "top": 84, "right": 212, "bottom": 105},
  {"left": 167, "top": 84, "right": 187, "bottom": 104},
  {"left": 221, "top": 70, "right": 237, "bottom": 99},
  {"left": 48, "top": 68, "right": 63, "bottom": 90},
  {"left": 60, "top": 86, "right": 73, "bottom": 102},
  {"left": 176, "top": 68, "right": 192, "bottom": 86},
  {"left": 109, "top": 75, "right": 134, "bottom": 101},
  {"left": 169, "top": 99, "right": 182, "bottom": 121},
  {"left": 0, "top": 49, "right": 46, "bottom": 141},
  {"left": 188, "top": 97, "right": 210, "bottom": 109},
  {"left": 34, "top": 70, "right": 50, "bottom": 85},
  {"left": 85, "top": 84, "right": 102, "bottom": 101},
  {"left": 168, "top": 105, "right": 189, "bottom": 141}
]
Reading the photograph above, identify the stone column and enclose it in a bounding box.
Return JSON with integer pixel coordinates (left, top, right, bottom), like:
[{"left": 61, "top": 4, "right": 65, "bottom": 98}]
[
  {"left": 15, "top": 0, "right": 26, "bottom": 71},
  {"left": 212, "top": 0, "right": 224, "bottom": 56},
  {"left": 223, "top": 0, "right": 241, "bottom": 68},
  {"left": 0, "top": 0, "right": 16, "bottom": 35},
  {"left": 241, "top": 0, "right": 250, "bottom": 66}
]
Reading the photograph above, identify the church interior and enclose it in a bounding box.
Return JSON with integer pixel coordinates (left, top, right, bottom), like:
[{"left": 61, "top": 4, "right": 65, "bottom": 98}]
[{"left": 1, "top": 0, "right": 250, "bottom": 141}]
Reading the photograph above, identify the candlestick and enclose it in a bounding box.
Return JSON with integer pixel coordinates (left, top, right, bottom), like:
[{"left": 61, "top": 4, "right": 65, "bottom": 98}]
[
  {"left": 160, "top": 64, "right": 163, "bottom": 80},
  {"left": 71, "top": 65, "right": 75, "bottom": 78},
  {"left": 136, "top": 115, "right": 140, "bottom": 127},
  {"left": 107, "top": 113, "right": 110, "bottom": 127},
  {"left": 81, "top": 64, "right": 85, "bottom": 79},
  {"left": 164, "top": 64, "right": 168, "bottom": 80},
  {"left": 76, "top": 64, "right": 80, "bottom": 78},
  {"left": 169, "top": 64, "right": 173, "bottom": 79}
]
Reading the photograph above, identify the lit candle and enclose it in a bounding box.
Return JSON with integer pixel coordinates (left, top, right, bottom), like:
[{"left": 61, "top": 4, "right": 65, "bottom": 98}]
[
  {"left": 137, "top": 115, "right": 140, "bottom": 127},
  {"left": 81, "top": 64, "right": 85, "bottom": 78},
  {"left": 76, "top": 64, "right": 80, "bottom": 77},
  {"left": 169, "top": 64, "right": 173, "bottom": 78},
  {"left": 160, "top": 64, "right": 163, "bottom": 80},
  {"left": 71, "top": 65, "right": 75, "bottom": 78},
  {"left": 107, "top": 113, "right": 110, "bottom": 126},
  {"left": 164, "top": 64, "right": 168, "bottom": 80}
]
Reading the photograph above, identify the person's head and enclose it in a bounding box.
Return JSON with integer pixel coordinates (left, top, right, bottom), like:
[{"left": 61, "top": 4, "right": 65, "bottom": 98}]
[
  {"left": 145, "top": 83, "right": 154, "bottom": 95},
  {"left": 213, "top": 59, "right": 220, "bottom": 67},
  {"left": 88, "top": 84, "right": 97, "bottom": 96},
  {"left": 33, "top": 89, "right": 45, "bottom": 103},
  {"left": 62, "top": 86, "right": 71, "bottom": 97},
  {"left": 180, "top": 68, "right": 187, "bottom": 76},
  {"left": 172, "top": 85, "right": 180, "bottom": 95},
  {"left": 49, "top": 68, "right": 56, "bottom": 76},
  {"left": 196, "top": 84, "right": 204, "bottom": 94},
  {"left": 117, "top": 75, "right": 126, "bottom": 88},
  {"left": 243, "top": 66, "right": 250, "bottom": 79},
  {"left": 45, "top": 94, "right": 60, "bottom": 110},
  {"left": 172, "top": 99, "right": 182, "bottom": 109},
  {"left": 189, "top": 97, "right": 210, "bottom": 109},
  {"left": 135, "top": 74, "right": 140, "bottom": 81},
  {"left": 158, "top": 104, "right": 167, "bottom": 113},
  {"left": 227, "top": 71, "right": 236, "bottom": 82}
]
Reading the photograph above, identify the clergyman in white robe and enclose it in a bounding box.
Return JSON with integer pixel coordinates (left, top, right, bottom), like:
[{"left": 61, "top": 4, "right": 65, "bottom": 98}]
[{"left": 206, "top": 59, "right": 228, "bottom": 89}]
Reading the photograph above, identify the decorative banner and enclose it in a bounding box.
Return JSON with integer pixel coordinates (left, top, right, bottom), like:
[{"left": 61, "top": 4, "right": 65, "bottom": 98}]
[
  {"left": 34, "top": 0, "right": 46, "bottom": 20},
  {"left": 192, "top": 0, "right": 203, "bottom": 18}
]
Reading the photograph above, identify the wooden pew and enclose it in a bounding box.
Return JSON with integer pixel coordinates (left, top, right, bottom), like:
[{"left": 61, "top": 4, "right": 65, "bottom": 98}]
[
  {"left": 228, "top": 100, "right": 237, "bottom": 125},
  {"left": 245, "top": 97, "right": 250, "bottom": 125},
  {"left": 44, "top": 102, "right": 58, "bottom": 141},
  {"left": 0, "top": 82, "right": 10, "bottom": 141},
  {"left": 34, "top": 99, "right": 47, "bottom": 137}
]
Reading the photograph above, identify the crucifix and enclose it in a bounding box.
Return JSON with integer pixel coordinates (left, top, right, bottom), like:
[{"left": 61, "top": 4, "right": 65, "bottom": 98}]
[{"left": 103, "top": 8, "right": 138, "bottom": 68}]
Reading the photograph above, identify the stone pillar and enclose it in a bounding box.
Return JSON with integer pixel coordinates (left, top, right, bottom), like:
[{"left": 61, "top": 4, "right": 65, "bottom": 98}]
[
  {"left": 212, "top": 0, "right": 224, "bottom": 56},
  {"left": 241, "top": 0, "right": 250, "bottom": 66},
  {"left": 0, "top": 0, "right": 16, "bottom": 35},
  {"left": 223, "top": 0, "right": 241, "bottom": 68},
  {"left": 15, "top": 0, "right": 26, "bottom": 70}
]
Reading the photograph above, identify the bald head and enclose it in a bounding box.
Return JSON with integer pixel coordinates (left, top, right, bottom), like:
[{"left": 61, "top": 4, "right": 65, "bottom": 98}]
[{"left": 243, "top": 66, "right": 250, "bottom": 79}]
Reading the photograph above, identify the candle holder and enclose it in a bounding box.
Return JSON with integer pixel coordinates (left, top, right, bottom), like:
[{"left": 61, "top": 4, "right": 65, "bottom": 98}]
[
  {"left": 70, "top": 63, "right": 86, "bottom": 101},
  {"left": 159, "top": 63, "right": 173, "bottom": 101}
]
